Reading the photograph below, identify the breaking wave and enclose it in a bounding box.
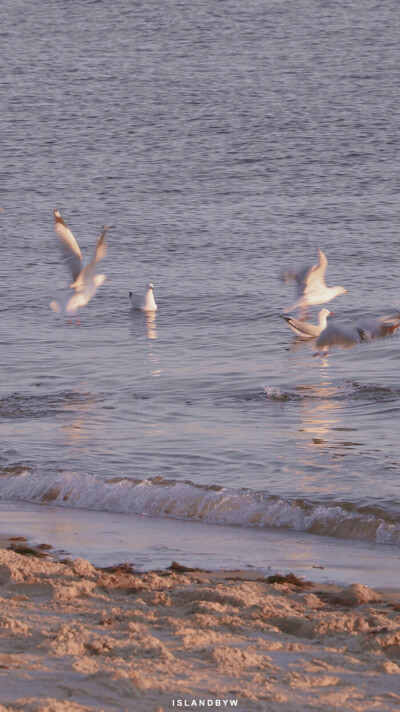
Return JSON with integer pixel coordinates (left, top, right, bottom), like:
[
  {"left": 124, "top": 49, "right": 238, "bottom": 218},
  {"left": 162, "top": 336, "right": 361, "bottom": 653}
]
[{"left": 0, "top": 470, "right": 399, "bottom": 546}]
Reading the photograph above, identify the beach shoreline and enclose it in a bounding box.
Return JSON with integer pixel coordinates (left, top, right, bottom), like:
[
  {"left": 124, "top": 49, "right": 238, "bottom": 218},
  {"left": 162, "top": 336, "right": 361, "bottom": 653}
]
[
  {"left": 1, "top": 498, "right": 399, "bottom": 591},
  {"left": 0, "top": 536, "right": 399, "bottom": 712}
]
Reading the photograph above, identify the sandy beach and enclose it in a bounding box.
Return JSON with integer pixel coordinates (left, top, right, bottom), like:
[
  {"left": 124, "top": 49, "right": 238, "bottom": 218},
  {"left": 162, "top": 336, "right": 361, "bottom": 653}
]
[{"left": 0, "top": 539, "right": 399, "bottom": 712}]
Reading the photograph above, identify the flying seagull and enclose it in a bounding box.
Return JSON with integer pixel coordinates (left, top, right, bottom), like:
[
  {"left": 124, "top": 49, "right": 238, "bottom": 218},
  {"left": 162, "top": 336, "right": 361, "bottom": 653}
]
[
  {"left": 283, "top": 249, "right": 348, "bottom": 314},
  {"left": 51, "top": 210, "right": 109, "bottom": 317}
]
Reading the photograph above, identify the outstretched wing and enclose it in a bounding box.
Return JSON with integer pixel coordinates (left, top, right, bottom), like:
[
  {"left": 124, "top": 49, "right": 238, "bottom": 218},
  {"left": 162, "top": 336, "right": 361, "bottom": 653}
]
[
  {"left": 71, "top": 226, "right": 108, "bottom": 293},
  {"left": 93, "top": 225, "right": 108, "bottom": 264},
  {"left": 304, "top": 249, "right": 328, "bottom": 292},
  {"left": 356, "top": 313, "right": 400, "bottom": 339},
  {"left": 316, "top": 322, "right": 361, "bottom": 350},
  {"left": 282, "top": 250, "right": 325, "bottom": 298},
  {"left": 54, "top": 210, "right": 82, "bottom": 282}
]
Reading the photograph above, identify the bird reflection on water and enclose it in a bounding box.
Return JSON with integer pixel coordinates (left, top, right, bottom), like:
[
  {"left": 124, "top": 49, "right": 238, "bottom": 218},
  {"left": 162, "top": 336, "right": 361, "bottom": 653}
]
[
  {"left": 145, "top": 311, "right": 157, "bottom": 342},
  {"left": 280, "top": 346, "right": 365, "bottom": 498},
  {"left": 144, "top": 312, "right": 162, "bottom": 378}
]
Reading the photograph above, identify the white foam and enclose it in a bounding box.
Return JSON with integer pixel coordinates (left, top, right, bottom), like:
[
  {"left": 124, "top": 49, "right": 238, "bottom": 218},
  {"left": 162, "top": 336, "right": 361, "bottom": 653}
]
[
  {"left": 0, "top": 470, "right": 399, "bottom": 546},
  {"left": 262, "top": 385, "right": 285, "bottom": 399}
]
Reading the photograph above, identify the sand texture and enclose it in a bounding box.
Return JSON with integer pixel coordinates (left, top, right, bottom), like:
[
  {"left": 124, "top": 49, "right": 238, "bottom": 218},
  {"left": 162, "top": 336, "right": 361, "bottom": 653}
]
[{"left": 0, "top": 546, "right": 400, "bottom": 711}]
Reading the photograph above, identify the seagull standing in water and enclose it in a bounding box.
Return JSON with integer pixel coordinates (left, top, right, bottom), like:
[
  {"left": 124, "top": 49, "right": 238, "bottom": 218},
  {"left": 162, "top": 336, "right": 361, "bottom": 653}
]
[
  {"left": 50, "top": 210, "right": 109, "bottom": 318},
  {"left": 280, "top": 308, "right": 333, "bottom": 339},
  {"left": 283, "top": 249, "right": 348, "bottom": 315},
  {"left": 129, "top": 283, "right": 158, "bottom": 311}
]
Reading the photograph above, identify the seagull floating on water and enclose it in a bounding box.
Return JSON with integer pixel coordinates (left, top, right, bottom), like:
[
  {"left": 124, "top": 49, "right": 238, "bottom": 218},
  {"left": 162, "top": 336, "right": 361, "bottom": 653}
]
[
  {"left": 50, "top": 210, "right": 108, "bottom": 317},
  {"left": 283, "top": 249, "right": 348, "bottom": 314},
  {"left": 280, "top": 308, "right": 333, "bottom": 340},
  {"left": 129, "top": 283, "right": 158, "bottom": 312}
]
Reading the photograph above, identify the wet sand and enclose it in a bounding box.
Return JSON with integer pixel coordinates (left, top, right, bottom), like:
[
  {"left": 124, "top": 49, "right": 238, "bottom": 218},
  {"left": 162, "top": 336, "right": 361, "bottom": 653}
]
[
  {"left": 1, "top": 500, "right": 399, "bottom": 589},
  {"left": 0, "top": 540, "right": 400, "bottom": 711}
]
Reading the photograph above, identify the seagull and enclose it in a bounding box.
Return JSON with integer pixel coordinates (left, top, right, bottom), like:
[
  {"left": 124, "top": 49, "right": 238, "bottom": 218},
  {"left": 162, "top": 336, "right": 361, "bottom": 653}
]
[
  {"left": 50, "top": 210, "right": 108, "bottom": 317},
  {"left": 129, "top": 283, "right": 158, "bottom": 312},
  {"left": 283, "top": 249, "right": 348, "bottom": 314},
  {"left": 314, "top": 315, "right": 365, "bottom": 355},
  {"left": 355, "top": 313, "right": 400, "bottom": 340},
  {"left": 280, "top": 308, "right": 333, "bottom": 339},
  {"left": 314, "top": 311, "right": 400, "bottom": 355}
]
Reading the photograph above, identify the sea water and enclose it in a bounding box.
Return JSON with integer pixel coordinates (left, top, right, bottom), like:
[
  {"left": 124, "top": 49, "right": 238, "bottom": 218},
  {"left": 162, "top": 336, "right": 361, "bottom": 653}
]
[{"left": 1, "top": 0, "right": 400, "bottom": 585}]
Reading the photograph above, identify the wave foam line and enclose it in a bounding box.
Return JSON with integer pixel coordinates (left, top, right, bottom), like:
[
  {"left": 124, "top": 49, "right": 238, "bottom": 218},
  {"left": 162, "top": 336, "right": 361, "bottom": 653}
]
[{"left": 0, "top": 471, "right": 399, "bottom": 546}]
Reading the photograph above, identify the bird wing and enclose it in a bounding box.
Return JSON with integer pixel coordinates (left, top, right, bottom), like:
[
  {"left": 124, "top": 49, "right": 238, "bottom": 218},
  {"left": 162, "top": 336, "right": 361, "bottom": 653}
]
[
  {"left": 282, "top": 262, "right": 315, "bottom": 295},
  {"left": 70, "top": 225, "right": 108, "bottom": 292},
  {"left": 93, "top": 225, "right": 109, "bottom": 264},
  {"left": 379, "top": 313, "right": 400, "bottom": 336},
  {"left": 357, "top": 313, "right": 400, "bottom": 339},
  {"left": 70, "top": 259, "right": 96, "bottom": 293},
  {"left": 129, "top": 291, "right": 140, "bottom": 308},
  {"left": 316, "top": 322, "right": 361, "bottom": 349},
  {"left": 303, "top": 249, "right": 328, "bottom": 293},
  {"left": 54, "top": 210, "right": 83, "bottom": 282},
  {"left": 284, "top": 250, "right": 327, "bottom": 302},
  {"left": 280, "top": 315, "right": 319, "bottom": 338},
  {"left": 294, "top": 264, "right": 315, "bottom": 296},
  {"left": 62, "top": 263, "right": 105, "bottom": 314}
]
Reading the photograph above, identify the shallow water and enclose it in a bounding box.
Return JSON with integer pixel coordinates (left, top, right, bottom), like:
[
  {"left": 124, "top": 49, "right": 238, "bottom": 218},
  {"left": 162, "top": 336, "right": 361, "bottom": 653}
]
[
  {"left": 1, "top": 0, "right": 400, "bottom": 582},
  {"left": 2, "top": 501, "right": 400, "bottom": 589}
]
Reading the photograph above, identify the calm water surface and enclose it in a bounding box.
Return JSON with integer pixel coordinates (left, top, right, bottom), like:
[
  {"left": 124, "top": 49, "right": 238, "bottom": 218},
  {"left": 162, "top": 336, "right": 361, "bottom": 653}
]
[{"left": 1, "top": 0, "right": 400, "bottom": 581}]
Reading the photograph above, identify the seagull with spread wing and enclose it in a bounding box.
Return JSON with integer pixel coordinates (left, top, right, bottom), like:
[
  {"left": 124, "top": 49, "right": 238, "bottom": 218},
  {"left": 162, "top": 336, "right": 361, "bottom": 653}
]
[
  {"left": 314, "top": 314, "right": 365, "bottom": 354},
  {"left": 50, "top": 210, "right": 109, "bottom": 317},
  {"left": 314, "top": 312, "right": 400, "bottom": 355},
  {"left": 283, "top": 248, "right": 348, "bottom": 315}
]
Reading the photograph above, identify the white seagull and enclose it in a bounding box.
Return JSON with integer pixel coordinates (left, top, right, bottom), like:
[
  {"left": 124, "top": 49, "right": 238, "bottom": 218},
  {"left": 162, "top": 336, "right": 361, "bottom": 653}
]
[
  {"left": 314, "top": 315, "right": 365, "bottom": 355},
  {"left": 50, "top": 210, "right": 108, "bottom": 317},
  {"left": 314, "top": 312, "right": 400, "bottom": 355},
  {"left": 283, "top": 249, "right": 348, "bottom": 314},
  {"left": 280, "top": 308, "right": 333, "bottom": 339},
  {"left": 129, "top": 283, "right": 158, "bottom": 312}
]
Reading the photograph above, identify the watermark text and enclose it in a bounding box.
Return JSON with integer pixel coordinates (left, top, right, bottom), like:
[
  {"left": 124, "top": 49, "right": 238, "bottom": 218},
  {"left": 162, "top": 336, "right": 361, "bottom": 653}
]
[{"left": 172, "top": 700, "right": 238, "bottom": 708}]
